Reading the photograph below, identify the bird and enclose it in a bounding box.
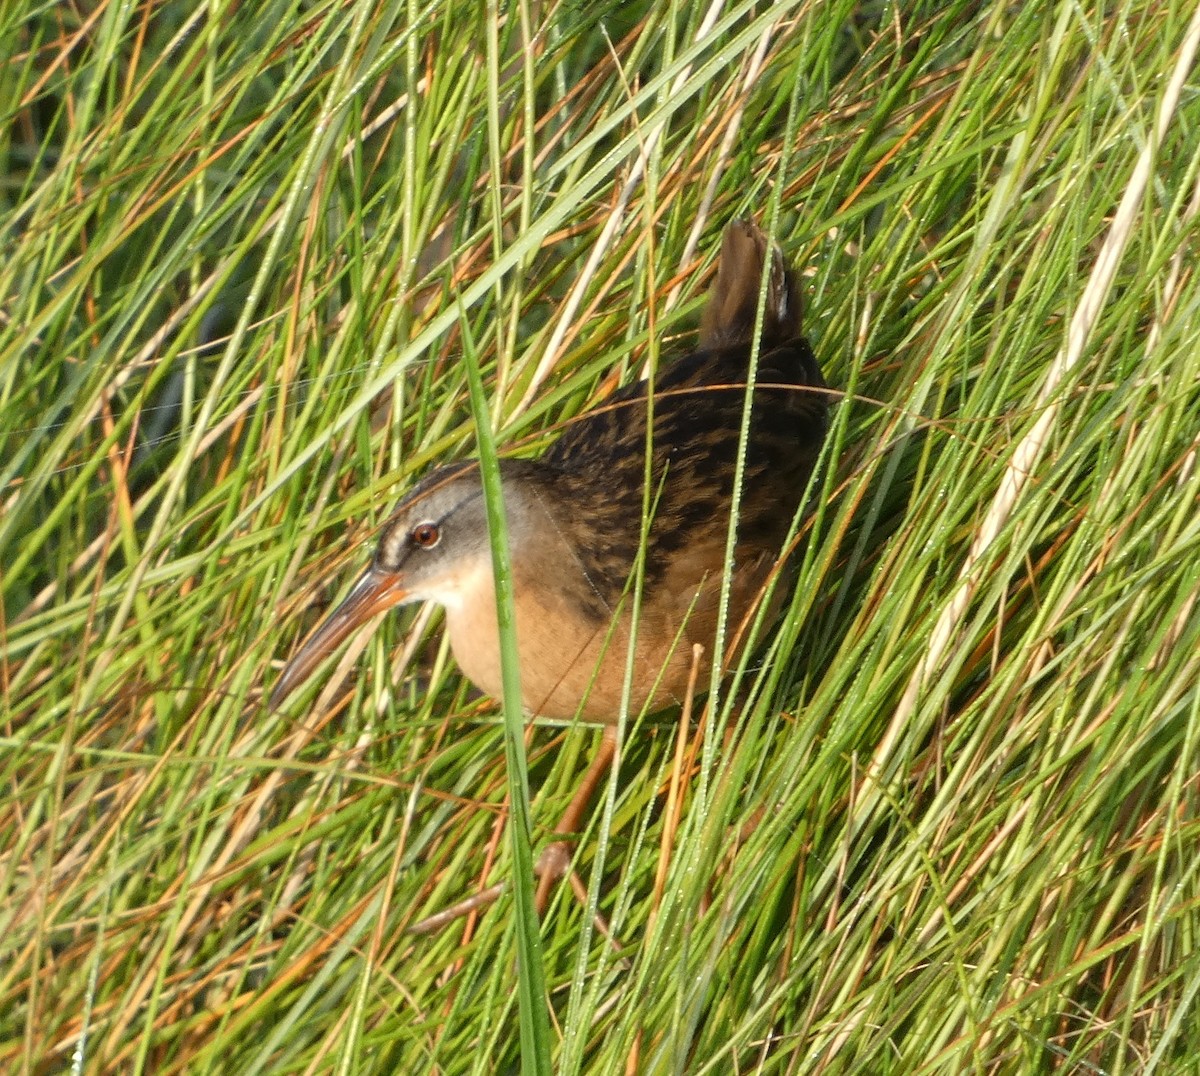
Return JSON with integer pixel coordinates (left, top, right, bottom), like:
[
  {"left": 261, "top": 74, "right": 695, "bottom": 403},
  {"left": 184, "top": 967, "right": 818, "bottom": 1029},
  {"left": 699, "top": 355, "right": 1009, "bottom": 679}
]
[{"left": 270, "top": 218, "right": 828, "bottom": 923}]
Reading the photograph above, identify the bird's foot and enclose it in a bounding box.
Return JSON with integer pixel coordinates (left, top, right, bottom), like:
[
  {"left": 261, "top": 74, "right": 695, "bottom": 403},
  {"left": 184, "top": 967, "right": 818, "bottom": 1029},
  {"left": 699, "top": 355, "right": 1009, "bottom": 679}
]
[
  {"left": 408, "top": 730, "right": 619, "bottom": 937},
  {"left": 407, "top": 838, "right": 612, "bottom": 938}
]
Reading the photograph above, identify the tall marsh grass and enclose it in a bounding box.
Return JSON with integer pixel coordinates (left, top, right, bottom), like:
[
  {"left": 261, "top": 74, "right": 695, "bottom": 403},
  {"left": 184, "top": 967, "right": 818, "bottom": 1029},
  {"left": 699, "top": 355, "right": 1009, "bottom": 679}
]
[{"left": 3, "top": 1, "right": 1199, "bottom": 1071}]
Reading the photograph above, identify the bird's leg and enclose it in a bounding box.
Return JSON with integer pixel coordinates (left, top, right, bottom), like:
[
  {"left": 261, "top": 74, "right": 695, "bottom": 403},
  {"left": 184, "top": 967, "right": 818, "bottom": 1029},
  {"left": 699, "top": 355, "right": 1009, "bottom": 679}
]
[
  {"left": 406, "top": 727, "right": 618, "bottom": 935},
  {"left": 535, "top": 726, "right": 617, "bottom": 912}
]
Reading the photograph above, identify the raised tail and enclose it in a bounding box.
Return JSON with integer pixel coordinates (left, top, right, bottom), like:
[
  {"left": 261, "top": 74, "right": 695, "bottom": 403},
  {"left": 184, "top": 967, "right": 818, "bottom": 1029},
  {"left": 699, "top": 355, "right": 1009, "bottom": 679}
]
[{"left": 698, "top": 219, "right": 802, "bottom": 351}]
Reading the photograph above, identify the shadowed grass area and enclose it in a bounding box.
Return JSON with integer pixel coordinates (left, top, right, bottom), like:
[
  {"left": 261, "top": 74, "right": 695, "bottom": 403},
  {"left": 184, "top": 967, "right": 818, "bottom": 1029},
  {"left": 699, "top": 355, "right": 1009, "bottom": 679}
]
[{"left": 3, "top": 0, "right": 1200, "bottom": 1071}]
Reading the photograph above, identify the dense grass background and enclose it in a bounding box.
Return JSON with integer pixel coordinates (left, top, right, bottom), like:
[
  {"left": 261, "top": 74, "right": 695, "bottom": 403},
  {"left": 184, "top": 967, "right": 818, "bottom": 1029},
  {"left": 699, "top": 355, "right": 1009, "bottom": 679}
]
[{"left": 4, "top": 0, "right": 1200, "bottom": 1071}]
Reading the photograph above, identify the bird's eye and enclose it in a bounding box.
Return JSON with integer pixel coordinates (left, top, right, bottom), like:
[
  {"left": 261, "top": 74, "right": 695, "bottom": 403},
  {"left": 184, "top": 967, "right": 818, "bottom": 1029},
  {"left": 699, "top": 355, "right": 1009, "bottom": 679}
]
[{"left": 410, "top": 521, "right": 441, "bottom": 549}]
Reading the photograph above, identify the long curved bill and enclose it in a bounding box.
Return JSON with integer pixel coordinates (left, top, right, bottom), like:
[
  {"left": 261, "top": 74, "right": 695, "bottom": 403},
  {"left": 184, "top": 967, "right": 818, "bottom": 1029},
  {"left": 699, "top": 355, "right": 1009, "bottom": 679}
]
[{"left": 269, "top": 566, "right": 409, "bottom": 710}]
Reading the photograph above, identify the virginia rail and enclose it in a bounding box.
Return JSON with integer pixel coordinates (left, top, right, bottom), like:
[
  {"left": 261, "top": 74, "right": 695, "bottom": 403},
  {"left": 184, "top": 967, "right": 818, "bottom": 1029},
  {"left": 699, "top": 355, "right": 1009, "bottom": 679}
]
[{"left": 271, "top": 219, "right": 827, "bottom": 920}]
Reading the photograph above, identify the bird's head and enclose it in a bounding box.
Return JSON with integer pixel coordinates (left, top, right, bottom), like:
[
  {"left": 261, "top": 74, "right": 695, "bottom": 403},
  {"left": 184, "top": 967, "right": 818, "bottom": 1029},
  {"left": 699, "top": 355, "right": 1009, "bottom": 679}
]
[{"left": 269, "top": 460, "right": 541, "bottom": 709}]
